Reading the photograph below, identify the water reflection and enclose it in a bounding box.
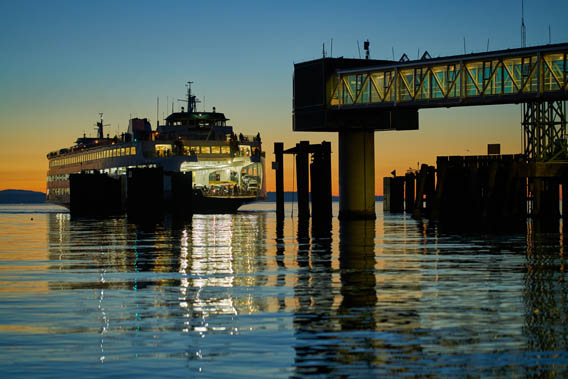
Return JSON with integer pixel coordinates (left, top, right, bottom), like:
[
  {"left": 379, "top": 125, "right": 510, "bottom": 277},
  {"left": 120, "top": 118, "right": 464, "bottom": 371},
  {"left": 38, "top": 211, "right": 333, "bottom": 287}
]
[
  {"left": 523, "top": 225, "right": 568, "bottom": 375},
  {"left": 37, "top": 206, "right": 568, "bottom": 375},
  {"left": 292, "top": 218, "right": 379, "bottom": 376}
]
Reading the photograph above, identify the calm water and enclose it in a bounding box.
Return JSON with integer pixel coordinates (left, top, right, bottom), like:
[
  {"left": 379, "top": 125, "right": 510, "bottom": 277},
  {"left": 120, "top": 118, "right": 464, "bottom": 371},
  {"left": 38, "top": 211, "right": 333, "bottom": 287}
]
[{"left": 0, "top": 202, "right": 567, "bottom": 377}]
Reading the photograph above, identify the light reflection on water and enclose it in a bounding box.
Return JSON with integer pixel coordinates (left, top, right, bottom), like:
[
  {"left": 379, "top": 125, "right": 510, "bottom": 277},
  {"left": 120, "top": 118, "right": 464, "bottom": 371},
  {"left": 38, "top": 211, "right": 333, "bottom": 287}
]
[{"left": 0, "top": 203, "right": 567, "bottom": 377}]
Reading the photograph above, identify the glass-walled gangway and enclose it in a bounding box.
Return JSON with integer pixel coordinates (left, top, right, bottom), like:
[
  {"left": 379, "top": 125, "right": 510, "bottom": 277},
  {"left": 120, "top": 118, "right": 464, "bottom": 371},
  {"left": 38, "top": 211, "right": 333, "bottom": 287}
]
[{"left": 328, "top": 43, "right": 568, "bottom": 109}]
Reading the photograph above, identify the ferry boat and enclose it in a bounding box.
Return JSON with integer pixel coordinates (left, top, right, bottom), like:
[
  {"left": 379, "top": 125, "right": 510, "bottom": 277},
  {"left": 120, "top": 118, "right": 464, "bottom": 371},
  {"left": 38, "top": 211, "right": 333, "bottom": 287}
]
[{"left": 46, "top": 83, "right": 266, "bottom": 213}]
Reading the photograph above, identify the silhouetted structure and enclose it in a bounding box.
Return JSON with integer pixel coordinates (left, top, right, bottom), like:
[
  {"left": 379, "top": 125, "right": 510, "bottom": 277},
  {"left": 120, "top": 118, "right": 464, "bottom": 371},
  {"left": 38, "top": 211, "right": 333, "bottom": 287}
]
[
  {"left": 274, "top": 141, "right": 332, "bottom": 222},
  {"left": 293, "top": 43, "right": 568, "bottom": 219}
]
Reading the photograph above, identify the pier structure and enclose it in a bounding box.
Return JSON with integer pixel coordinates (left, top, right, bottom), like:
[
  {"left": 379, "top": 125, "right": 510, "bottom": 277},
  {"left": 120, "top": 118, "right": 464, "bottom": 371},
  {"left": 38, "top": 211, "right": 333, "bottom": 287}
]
[
  {"left": 69, "top": 168, "right": 192, "bottom": 218},
  {"left": 273, "top": 141, "right": 332, "bottom": 222},
  {"left": 293, "top": 43, "right": 568, "bottom": 219}
]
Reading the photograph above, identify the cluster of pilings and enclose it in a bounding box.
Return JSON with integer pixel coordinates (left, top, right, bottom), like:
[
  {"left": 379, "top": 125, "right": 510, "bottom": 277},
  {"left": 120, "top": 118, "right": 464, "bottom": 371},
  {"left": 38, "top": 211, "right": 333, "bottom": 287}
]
[
  {"left": 273, "top": 141, "right": 332, "bottom": 223},
  {"left": 384, "top": 154, "right": 568, "bottom": 231},
  {"left": 69, "top": 168, "right": 192, "bottom": 218}
]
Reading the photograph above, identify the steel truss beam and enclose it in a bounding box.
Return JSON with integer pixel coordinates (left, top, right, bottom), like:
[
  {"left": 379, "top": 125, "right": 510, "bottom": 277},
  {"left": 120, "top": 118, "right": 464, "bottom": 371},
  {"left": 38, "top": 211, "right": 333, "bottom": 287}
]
[
  {"left": 329, "top": 44, "right": 568, "bottom": 109},
  {"left": 523, "top": 101, "right": 567, "bottom": 162}
]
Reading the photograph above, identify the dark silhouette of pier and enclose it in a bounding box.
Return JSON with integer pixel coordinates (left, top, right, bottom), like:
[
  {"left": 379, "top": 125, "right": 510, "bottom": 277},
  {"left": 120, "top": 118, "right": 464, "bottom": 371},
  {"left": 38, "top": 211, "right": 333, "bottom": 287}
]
[{"left": 288, "top": 42, "right": 568, "bottom": 223}]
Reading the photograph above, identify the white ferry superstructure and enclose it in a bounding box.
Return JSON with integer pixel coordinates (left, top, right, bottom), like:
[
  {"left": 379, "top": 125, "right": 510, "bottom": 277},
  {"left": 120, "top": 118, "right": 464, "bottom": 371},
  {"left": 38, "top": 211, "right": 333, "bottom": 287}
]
[{"left": 46, "top": 83, "right": 265, "bottom": 213}]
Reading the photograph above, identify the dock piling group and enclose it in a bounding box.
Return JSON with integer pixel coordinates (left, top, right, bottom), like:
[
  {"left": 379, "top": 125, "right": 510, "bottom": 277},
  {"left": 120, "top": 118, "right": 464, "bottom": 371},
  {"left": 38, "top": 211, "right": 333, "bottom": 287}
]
[{"left": 384, "top": 154, "right": 568, "bottom": 231}]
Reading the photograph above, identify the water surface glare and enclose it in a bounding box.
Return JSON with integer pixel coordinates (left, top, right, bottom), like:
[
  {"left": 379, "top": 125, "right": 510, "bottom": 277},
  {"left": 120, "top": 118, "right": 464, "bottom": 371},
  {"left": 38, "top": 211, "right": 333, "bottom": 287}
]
[{"left": 0, "top": 203, "right": 567, "bottom": 377}]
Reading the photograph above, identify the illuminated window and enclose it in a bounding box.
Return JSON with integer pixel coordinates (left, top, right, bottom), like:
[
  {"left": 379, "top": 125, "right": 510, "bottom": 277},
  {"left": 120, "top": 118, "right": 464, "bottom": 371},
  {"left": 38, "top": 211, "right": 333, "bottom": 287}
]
[
  {"left": 239, "top": 145, "right": 251, "bottom": 156},
  {"left": 155, "top": 144, "right": 172, "bottom": 157},
  {"left": 211, "top": 146, "right": 220, "bottom": 154},
  {"left": 120, "top": 148, "right": 125, "bottom": 156},
  {"left": 190, "top": 146, "right": 200, "bottom": 154},
  {"left": 221, "top": 146, "right": 230, "bottom": 154},
  {"left": 201, "top": 146, "right": 210, "bottom": 154},
  {"left": 131, "top": 146, "right": 136, "bottom": 155}
]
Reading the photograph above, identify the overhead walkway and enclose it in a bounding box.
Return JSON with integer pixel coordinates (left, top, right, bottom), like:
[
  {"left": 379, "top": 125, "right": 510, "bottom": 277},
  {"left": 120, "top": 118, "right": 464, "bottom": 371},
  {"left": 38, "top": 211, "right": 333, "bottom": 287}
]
[
  {"left": 328, "top": 43, "right": 568, "bottom": 109},
  {"left": 292, "top": 42, "right": 568, "bottom": 219}
]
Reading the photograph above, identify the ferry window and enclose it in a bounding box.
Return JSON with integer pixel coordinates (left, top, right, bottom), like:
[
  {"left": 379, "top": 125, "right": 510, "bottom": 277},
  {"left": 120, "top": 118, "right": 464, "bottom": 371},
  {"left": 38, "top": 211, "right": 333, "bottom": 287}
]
[
  {"left": 131, "top": 146, "right": 136, "bottom": 155},
  {"left": 155, "top": 144, "right": 172, "bottom": 157},
  {"left": 211, "top": 146, "right": 220, "bottom": 154},
  {"left": 120, "top": 148, "right": 125, "bottom": 156},
  {"left": 221, "top": 146, "right": 230, "bottom": 154},
  {"left": 201, "top": 146, "right": 210, "bottom": 154},
  {"left": 183, "top": 146, "right": 190, "bottom": 155},
  {"left": 239, "top": 145, "right": 251, "bottom": 156},
  {"left": 190, "top": 146, "right": 200, "bottom": 154}
]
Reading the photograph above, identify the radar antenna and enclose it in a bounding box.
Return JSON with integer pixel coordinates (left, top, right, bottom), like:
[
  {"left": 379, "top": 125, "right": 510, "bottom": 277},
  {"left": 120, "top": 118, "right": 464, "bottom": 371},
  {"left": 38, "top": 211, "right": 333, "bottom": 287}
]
[
  {"left": 95, "top": 113, "right": 110, "bottom": 139},
  {"left": 178, "top": 81, "right": 200, "bottom": 113}
]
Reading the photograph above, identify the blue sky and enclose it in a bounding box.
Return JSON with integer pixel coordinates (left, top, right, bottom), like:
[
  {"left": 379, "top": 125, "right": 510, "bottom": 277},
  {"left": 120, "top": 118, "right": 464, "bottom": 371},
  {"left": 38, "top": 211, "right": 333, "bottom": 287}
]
[{"left": 0, "top": 0, "right": 567, "bottom": 192}]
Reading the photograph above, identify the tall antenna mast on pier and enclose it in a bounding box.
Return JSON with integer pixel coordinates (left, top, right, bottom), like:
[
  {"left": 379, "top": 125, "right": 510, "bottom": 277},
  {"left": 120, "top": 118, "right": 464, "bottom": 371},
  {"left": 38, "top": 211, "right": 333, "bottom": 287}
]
[{"left": 521, "top": 0, "right": 527, "bottom": 48}]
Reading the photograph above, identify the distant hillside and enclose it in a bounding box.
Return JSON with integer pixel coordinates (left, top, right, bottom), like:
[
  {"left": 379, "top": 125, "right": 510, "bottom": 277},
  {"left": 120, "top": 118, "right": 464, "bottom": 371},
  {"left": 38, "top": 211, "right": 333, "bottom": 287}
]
[
  {"left": 264, "top": 192, "right": 383, "bottom": 202},
  {"left": 0, "top": 190, "right": 46, "bottom": 203}
]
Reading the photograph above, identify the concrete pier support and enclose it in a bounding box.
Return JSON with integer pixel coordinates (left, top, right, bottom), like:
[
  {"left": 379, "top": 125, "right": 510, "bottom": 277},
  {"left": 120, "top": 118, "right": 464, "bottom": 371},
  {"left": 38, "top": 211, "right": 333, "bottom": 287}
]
[{"left": 338, "top": 129, "right": 375, "bottom": 219}]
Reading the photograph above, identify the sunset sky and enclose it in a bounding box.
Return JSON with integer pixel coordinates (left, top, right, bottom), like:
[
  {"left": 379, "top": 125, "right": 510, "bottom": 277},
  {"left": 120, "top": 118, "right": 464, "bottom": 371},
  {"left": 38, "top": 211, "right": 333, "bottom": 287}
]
[{"left": 1, "top": 0, "right": 567, "bottom": 195}]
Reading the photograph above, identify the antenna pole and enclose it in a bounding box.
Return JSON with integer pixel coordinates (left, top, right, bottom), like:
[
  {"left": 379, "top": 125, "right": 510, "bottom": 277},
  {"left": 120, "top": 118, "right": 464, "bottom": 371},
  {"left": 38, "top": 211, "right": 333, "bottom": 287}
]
[
  {"left": 97, "top": 113, "right": 104, "bottom": 139},
  {"left": 187, "top": 81, "right": 193, "bottom": 112},
  {"left": 521, "top": 0, "right": 526, "bottom": 48},
  {"left": 157, "top": 97, "right": 159, "bottom": 125}
]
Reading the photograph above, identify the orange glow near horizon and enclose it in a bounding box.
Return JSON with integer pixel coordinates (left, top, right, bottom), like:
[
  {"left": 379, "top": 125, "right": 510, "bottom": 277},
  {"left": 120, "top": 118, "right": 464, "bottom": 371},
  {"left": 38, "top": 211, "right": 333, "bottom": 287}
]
[{"left": 0, "top": 105, "right": 522, "bottom": 196}]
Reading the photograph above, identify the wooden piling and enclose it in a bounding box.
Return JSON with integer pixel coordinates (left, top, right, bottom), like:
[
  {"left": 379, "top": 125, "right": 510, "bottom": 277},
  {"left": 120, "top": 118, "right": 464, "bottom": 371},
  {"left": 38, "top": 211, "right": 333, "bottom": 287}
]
[
  {"left": 310, "top": 141, "right": 332, "bottom": 221},
  {"left": 274, "top": 142, "right": 284, "bottom": 220},
  {"left": 170, "top": 171, "right": 192, "bottom": 214},
  {"left": 383, "top": 176, "right": 404, "bottom": 213},
  {"left": 404, "top": 173, "right": 415, "bottom": 213},
  {"left": 69, "top": 172, "right": 122, "bottom": 217},
  {"left": 412, "top": 164, "right": 429, "bottom": 218},
  {"left": 296, "top": 141, "right": 310, "bottom": 220},
  {"left": 127, "top": 167, "right": 164, "bottom": 217}
]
